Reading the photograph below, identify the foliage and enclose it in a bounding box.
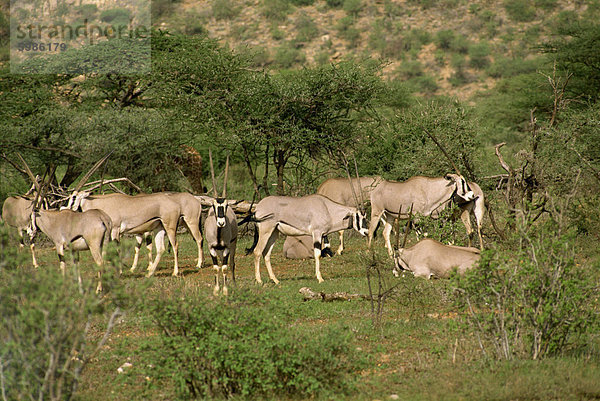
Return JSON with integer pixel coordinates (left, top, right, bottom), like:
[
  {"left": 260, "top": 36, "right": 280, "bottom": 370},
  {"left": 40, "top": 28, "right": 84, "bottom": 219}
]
[
  {"left": 453, "top": 222, "right": 599, "bottom": 360},
  {"left": 468, "top": 41, "right": 491, "bottom": 69},
  {"left": 273, "top": 43, "right": 306, "bottom": 68},
  {"left": 293, "top": 12, "right": 319, "bottom": 43},
  {"left": 343, "top": 0, "right": 363, "bottom": 17},
  {"left": 145, "top": 288, "right": 362, "bottom": 399},
  {"left": 0, "top": 240, "right": 138, "bottom": 401},
  {"left": 211, "top": 0, "right": 240, "bottom": 20},
  {"left": 357, "top": 101, "right": 481, "bottom": 180},
  {"left": 542, "top": 21, "right": 600, "bottom": 102},
  {"left": 261, "top": 0, "right": 292, "bottom": 21},
  {"left": 503, "top": 0, "right": 536, "bottom": 23}
]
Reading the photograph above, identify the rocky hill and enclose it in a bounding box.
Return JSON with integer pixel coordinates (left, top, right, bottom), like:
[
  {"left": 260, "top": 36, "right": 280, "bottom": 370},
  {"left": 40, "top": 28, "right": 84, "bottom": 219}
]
[{"left": 154, "top": 0, "right": 590, "bottom": 101}]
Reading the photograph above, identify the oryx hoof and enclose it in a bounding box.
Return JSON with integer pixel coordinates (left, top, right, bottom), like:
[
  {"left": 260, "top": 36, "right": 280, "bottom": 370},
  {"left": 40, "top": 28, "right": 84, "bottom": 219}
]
[{"left": 222, "top": 286, "right": 228, "bottom": 296}]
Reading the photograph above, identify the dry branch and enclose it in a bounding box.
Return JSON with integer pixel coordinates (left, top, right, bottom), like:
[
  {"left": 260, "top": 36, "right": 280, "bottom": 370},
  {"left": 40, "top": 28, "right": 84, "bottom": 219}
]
[{"left": 299, "top": 287, "right": 371, "bottom": 302}]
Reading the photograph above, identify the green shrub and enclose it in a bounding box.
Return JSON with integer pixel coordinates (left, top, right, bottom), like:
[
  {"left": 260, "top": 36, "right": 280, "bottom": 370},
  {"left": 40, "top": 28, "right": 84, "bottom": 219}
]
[
  {"left": 99, "top": 7, "right": 131, "bottom": 25},
  {"left": 486, "top": 57, "right": 543, "bottom": 78},
  {"left": 336, "top": 16, "right": 361, "bottom": 48},
  {"left": 289, "top": 0, "right": 315, "bottom": 5},
  {"left": 77, "top": 3, "right": 98, "bottom": 19},
  {"left": 534, "top": 0, "right": 558, "bottom": 10},
  {"left": 343, "top": 0, "right": 363, "bottom": 16},
  {"left": 294, "top": 12, "right": 319, "bottom": 43},
  {"left": 326, "top": 0, "right": 344, "bottom": 8},
  {"left": 468, "top": 41, "right": 490, "bottom": 69},
  {"left": 273, "top": 43, "right": 306, "bottom": 68},
  {"left": 0, "top": 238, "right": 133, "bottom": 401},
  {"left": 450, "top": 34, "right": 470, "bottom": 54},
  {"left": 145, "top": 289, "right": 362, "bottom": 399},
  {"left": 453, "top": 223, "right": 598, "bottom": 360},
  {"left": 504, "top": 0, "right": 536, "bottom": 22},
  {"left": 262, "top": 0, "right": 292, "bottom": 21},
  {"left": 212, "top": 0, "right": 240, "bottom": 20},
  {"left": 435, "top": 29, "right": 455, "bottom": 50}
]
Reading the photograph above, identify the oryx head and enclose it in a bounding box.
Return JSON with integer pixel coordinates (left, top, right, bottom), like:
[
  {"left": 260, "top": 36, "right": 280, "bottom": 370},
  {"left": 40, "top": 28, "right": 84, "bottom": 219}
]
[
  {"left": 393, "top": 249, "right": 409, "bottom": 277},
  {"left": 444, "top": 173, "right": 475, "bottom": 202},
  {"left": 349, "top": 209, "right": 369, "bottom": 236},
  {"left": 212, "top": 197, "right": 229, "bottom": 228}
]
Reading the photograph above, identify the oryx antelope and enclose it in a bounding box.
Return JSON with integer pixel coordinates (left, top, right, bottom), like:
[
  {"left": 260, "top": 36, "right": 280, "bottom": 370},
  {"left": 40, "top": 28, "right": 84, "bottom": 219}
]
[
  {"left": 76, "top": 192, "right": 199, "bottom": 277},
  {"left": 317, "top": 176, "right": 382, "bottom": 255},
  {"left": 394, "top": 238, "right": 480, "bottom": 279},
  {"left": 283, "top": 235, "right": 333, "bottom": 259},
  {"left": 368, "top": 174, "right": 485, "bottom": 256},
  {"left": 2, "top": 196, "right": 38, "bottom": 267},
  {"left": 246, "top": 194, "right": 368, "bottom": 284},
  {"left": 204, "top": 197, "right": 238, "bottom": 296},
  {"left": 28, "top": 208, "right": 112, "bottom": 291}
]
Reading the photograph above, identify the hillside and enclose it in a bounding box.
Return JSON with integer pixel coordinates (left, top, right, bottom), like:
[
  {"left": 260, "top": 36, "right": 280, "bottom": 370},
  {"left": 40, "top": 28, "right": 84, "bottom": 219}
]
[{"left": 154, "top": 0, "right": 591, "bottom": 101}]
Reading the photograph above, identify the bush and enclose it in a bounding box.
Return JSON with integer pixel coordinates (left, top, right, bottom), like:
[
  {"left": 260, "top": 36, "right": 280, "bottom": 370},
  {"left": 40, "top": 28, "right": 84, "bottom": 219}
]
[
  {"left": 0, "top": 237, "right": 132, "bottom": 401},
  {"left": 273, "top": 43, "right": 306, "bottom": 68},
  {"left": 343, "top": 0, "right": 363, "bottom": 17},
  {"left": 99, "top": 7, "right": 131, "bottom": 25},
  {"left": 326, "top": 0, "right": 344, "bottom": 8},
  {"left": 212, "top": 0, "right": 240, "bottom": 20},
  {"left": 435, "top": 29, "right": 455, "bottom": 50},
  {"left": 294, "top": 12, "right": 319, "bottom": 43},
  {"left": 504, "top": 0, "right": 536, "bottom": 22},
  {"left": 145, "top": 289, "right": 362, "bottom": 399},
  {"left": 453, "top": 223, "right": 599, "bottom": 360},
  {"left": 261, "top": 0, "right": 292, "bottom": 21},
  {"left": 468, "top": 41, "right": 490, "bottom": 69},
  {"left": 336, "top": 16, "right": 361, "bottom": 48}
]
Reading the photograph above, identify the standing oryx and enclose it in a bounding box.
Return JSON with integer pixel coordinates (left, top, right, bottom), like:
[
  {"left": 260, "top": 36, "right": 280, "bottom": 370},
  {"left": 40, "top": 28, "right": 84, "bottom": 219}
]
[
  {"left": 368, "top": 174, "right": 485, "bottom": 256},
  {"left": 204, "top": 197, "right": 238, "bottom": 296},
  {"left": 317, "top": 176, "right": 382, "bottom": 255},
  {"left": 394, "top": 238, "right": 480, "bottom": 279},
  {"left": 2, "top": 196, "right": 38, "bottom": 267},
  {"left": 75, "top": 192, "right": 196, "bottom": 277},
  {"left": 246, "top": 194, "right": 368, "bottom": 284},
  {"left": 28, "top": 208, "right": 112, "bottom": 292}
]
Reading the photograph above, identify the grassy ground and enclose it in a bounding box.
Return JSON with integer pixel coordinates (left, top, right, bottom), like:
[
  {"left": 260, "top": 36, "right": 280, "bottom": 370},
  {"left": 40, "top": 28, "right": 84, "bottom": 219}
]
[{"left": 21, "top": 230, "right": 600, "bottom": 400}]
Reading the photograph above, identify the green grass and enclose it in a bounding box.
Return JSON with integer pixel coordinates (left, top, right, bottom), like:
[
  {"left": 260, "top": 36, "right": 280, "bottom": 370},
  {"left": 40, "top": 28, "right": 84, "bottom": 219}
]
[{"left": 12, "top": 232, "right": 600, "bottom": 400}]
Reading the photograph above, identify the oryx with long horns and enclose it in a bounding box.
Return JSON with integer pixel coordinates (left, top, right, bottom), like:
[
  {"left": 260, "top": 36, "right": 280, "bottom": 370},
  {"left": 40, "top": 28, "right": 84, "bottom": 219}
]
[
  {"left": 16, "top": 155, "right": 113, "bottom": 292},
  {"left": 246, "top": 194, "right": 369, "bottom": 284},
  {"left": 368, "top": 173, "right": 484, "bottom": 256},
  {"left": 203, "top": 152, "right": 238, "bottom": 295}
]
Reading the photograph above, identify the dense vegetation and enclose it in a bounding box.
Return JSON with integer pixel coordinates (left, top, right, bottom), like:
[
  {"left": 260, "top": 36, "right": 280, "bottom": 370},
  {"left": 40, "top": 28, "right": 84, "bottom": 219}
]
[{"left": 1, "top": 0, "right": 599, "bottom": 400}]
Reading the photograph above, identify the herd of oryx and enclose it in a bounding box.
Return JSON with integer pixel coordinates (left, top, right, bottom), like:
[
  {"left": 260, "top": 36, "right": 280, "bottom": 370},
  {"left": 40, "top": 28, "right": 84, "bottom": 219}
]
[{"left": 1, "top": 155, "right": 485, "bottom": 294}]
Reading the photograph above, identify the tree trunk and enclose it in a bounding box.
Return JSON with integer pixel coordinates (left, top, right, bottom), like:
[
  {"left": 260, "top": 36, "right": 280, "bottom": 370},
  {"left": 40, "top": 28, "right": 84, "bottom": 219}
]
[
  {"left": 274, "top": 149, "right": 286, "bottom": 195},
  {"left": 241, "top": 146, "right": 261, "bottom": 198}
]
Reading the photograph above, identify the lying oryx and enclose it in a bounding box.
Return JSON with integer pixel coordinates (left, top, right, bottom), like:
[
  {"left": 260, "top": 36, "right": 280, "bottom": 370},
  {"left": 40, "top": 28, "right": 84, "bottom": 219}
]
[
  {"left": 317, "top": 176, "right": 382, "bottom": 254},
  {"left": 28, "top": 208, "right": 112, "bottom": 291},
  {"left": 369, "top": 174, "right": 485, "bottom": 256},
  {"left": 204, "top": 197, "right": 238, "bottom": 296},
  {"left": 2, "top": 196, "right": 38, "bottom": 267},
  {"left": 283, "top": 235, "right": 333, "bottom": 259},
  {"left": 394, "top": 238, "right": 480, "bottom": 279},
  {"left": 247, "top": 194, "right": 368, "bottom": 284}
]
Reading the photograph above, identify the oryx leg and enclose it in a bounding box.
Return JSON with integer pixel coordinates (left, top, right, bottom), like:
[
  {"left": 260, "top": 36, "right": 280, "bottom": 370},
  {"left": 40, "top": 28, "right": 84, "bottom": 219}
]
[
  {"left": 473, "top": 201, "right": 485, "bottom": 250},
  {"left": 336, "top": 230, "right": 344, "bottom": 255},
  {"left": 210, "top": 247, "right": 221, "bottom": 296},
  {"left": 146, "top": 230, "right": 166, "bottom": 277},
  {"left": 162, "top": 222, "right": 179, "bottom": 276},
  {"left": 368, "top": 210, "right": 385, "bottom": 248},
  {"left": 88, "top": 243, "right": 104, "bottom": 293},
  {"left": 253, "top": 224, "right": 279, "bottom": 285},
  {"left": 381, "top": 218, "right": 395, "bottom": 258},
  {"left": 312, "top": 232, "right": 326, "bottom": 283},
  {"left": 182, "top": 216, "right": 204, "bottom": 269},
  {"left": 221, "top": 251, "right": 230, "bottom": 296},
  {"left": 30, "top": 243, "right": 38, "bottom": 268},
  {"left": 322, "top": 235, "right": 333, "bottom": 257},
  {"left": 72, "top": 250, "right": 84, "bottom": 293},
  {"left": 459, "top": 208, "right": 474, "bottom": 248},
  {"left": 130, "top": 235, "right": 143, "bottom": 272},
  {"left": 56, "top": 243, "right": 66, "bottom": 275},
  {"left": 230, "top": 238, "right": 237, "bottom": 284}
]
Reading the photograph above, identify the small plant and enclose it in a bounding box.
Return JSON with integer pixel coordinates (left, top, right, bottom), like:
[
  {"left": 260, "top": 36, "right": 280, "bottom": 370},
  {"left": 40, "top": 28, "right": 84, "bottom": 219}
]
[
  {"left": 504, "top": 0, "right": 536, "bottom": 22},
  {"left": 212, "top": 0, "right": 240, "bottom": 20},
  {"left": 343, "top": 0, "right": 363, "bottom": 17},
  {"left": 261, "top": 0, "right": 292, "bottom": 21},
  {"left": 294, "top": 12, "right": 319, "bottom": 43},
  {"left": 336, "top": 16, "right": 361, "bottom": 48},
  {"left": 468, "top": 41, "right": 490, "bottom": 69},
  {"left": 99, "top": 7, "right": 131, "bottom": 25},
  {"left": 453, "top": 222, "right": 599, "bottom": 360},
  {"left": 273, "top": 43, "right": 306, "bottom": 68},
  {"left": 145, "top": 289, "right": 363, "bottom": 399},
  {"left": 435, "top": 29, "right": 455, "bottom": 50},
  {"left": 326, "top": 0, "right": 344, "bottom": 8}
]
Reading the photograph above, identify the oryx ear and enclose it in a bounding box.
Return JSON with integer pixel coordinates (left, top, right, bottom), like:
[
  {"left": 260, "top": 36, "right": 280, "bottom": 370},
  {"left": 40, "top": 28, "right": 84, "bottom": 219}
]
[{"left": 444, "top": 174, "right": 452, "bottom": 180}]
